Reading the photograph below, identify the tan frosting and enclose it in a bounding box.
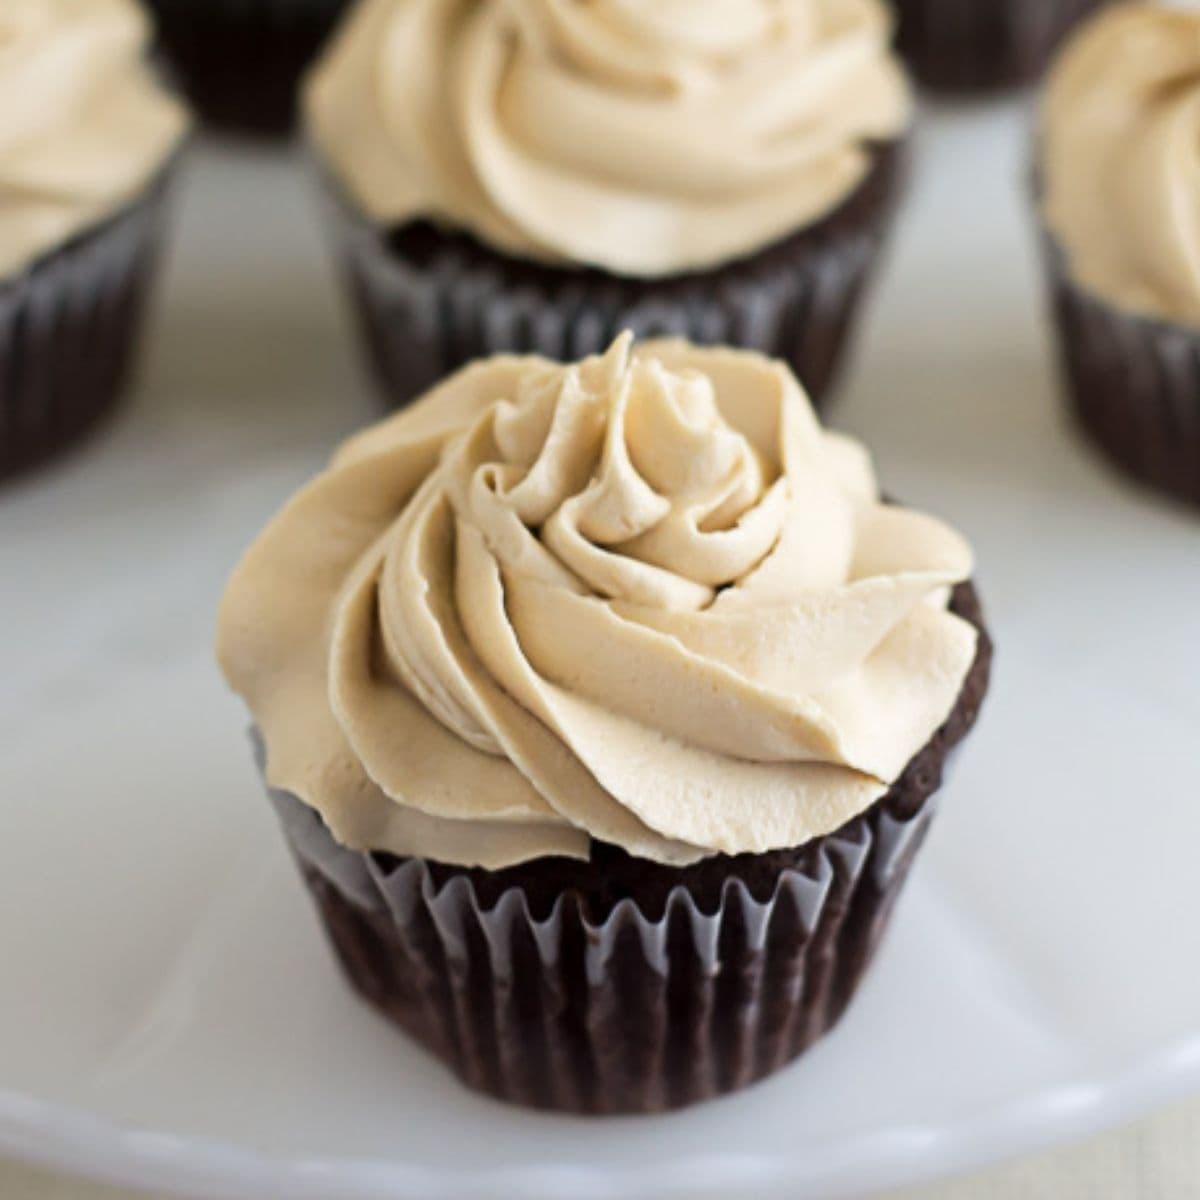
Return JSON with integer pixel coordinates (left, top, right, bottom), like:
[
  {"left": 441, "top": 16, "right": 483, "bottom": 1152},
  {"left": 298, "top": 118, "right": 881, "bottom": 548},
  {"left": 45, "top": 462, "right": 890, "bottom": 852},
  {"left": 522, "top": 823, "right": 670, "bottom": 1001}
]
[
  {"left": 218, "top": 337, "right": 977, "bottom": 870},
  {"left": 1042, "top": 2, "right": 1200, "bottom": 325},
  {"left": 304, "top": 0, "right": 911, "bottom": 277},
  {"left": 0, "top": 0, "right": 188, "bottom": 281}
]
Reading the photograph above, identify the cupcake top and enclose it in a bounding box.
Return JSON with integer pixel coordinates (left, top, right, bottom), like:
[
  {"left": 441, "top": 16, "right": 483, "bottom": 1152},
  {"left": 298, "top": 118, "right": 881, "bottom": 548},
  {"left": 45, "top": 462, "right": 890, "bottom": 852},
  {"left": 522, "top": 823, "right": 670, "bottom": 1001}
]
[
  {"left": 0, "top": 0, "right": 188, "bottom": 282},
  {"left": 1041, "top": 2, "right": 1200, "bottom": 325},
  {"left": 305, "top": 0, "right": 911, "bottom": 278},
  {"left": 218, "top": 337, "right": 977, "bottom": 869}
]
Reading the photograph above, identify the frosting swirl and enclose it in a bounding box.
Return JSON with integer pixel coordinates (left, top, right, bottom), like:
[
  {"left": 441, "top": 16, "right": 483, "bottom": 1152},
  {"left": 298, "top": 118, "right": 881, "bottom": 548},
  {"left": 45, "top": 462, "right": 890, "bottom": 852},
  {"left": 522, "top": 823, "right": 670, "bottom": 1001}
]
[
  {"left": 0, "top": 0, "right": 188, "bottom": 281},
  {"left": 218, "top": 337, "right": 977, "bottom": 869},
  {"left": 1042, "top": 3, "right": 1200, "bottom": 325},
  {"left": 305, "top": 0, "right": 911, "bottom": 277}
]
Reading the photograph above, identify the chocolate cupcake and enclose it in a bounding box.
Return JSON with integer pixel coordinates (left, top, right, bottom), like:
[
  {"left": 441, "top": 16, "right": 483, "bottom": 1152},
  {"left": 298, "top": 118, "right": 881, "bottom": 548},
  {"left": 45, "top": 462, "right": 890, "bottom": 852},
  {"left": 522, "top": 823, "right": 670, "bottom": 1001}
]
[
  {"left": 1038, "top": 3, "right": 1200, "bottom": 508},
  {"left": 144, "top": 0, "right": 350, "bottom": 136},
  {"left": 217, "top": 336, "right": 991, "bottom": 1113},
  {"left": 894, "top": 0, "right": 1107, "bottom": 93},
  {"left": 0, "top": 0, "right": 189, "bottom": 483},
  {"left": 303, "top": 0, "right": 913, "bottom": 409}
]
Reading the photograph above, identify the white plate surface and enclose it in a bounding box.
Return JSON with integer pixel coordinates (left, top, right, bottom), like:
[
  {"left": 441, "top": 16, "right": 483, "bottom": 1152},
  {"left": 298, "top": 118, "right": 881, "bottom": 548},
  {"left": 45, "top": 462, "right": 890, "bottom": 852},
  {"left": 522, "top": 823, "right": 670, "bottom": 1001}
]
[{"left": 2, "top": 101, "right": 1199, "bottom": 1200}]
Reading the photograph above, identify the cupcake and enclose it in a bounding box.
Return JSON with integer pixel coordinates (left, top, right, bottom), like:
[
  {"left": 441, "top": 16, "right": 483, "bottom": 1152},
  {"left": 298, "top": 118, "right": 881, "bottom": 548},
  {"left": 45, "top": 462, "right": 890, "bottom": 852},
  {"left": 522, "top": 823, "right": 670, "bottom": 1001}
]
[
  {"left": 217, "top": 336, "right": 991, "bottom": 1114},
  {"left": 0, "top": 0, "right": 189, "bottom": 483},
  {"left": 303, "top": 0, "right": 913, "bottom": 409},
  {"left": 144, "top": 0, "right": 351, "bottom": 136},
  {"left": 894, "top": 0, "right": 1107, "bottom": 93},
  {"left": 1039, "top": 3, "right": 1200, "bottom": 508}
]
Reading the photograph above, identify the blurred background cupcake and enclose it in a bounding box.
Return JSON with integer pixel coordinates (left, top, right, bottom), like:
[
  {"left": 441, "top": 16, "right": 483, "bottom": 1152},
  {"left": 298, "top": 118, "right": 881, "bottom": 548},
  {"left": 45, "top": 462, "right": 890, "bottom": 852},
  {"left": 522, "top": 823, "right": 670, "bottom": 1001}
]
[
  {"left": 894, "top": 0, "right": 1107, "bottom": 93},
  {"left": 1038, "top": 2, "right": 1200, "bottom": 508},
  {"left": 303, "top": 0, "right": 914, "bottom": 408},
  {"left": 144, "top": 0, "right": 351, "bottom": 136},
  {"left": 217, "top": 335, "right": 992, "bottom": 1114},
  {"left": 0, "top": 0, "right": 189, "bottom": 482}
]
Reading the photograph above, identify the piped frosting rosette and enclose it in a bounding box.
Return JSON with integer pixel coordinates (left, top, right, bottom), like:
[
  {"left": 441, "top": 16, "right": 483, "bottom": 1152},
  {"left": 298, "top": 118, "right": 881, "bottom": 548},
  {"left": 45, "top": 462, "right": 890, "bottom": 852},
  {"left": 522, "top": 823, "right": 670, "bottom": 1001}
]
[
  {"left": 0, "top": 0, "right": 188, "bottom": 281},
  {"left": 218, "top": 336, "right": 977, "bottom": 869},
  {"left": 305, "top": 0, "right": 910, "bottom": 276},
  {"left": 1041, "top": 2, "right": 1200, "bottom": 326}
]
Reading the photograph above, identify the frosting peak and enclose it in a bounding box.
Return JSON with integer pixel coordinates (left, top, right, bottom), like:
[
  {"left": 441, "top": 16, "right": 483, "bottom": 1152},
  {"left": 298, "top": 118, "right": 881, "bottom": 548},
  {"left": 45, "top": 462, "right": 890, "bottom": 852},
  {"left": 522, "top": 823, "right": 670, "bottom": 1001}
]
[
  {"left": 0, "top": 0, "right": 188, "bottom": 281},
  {"left": 305, "top": 0, "right": 911, "bottom": 276},
  {"left": 1041, "top": 2, "right": 1200, "bottom": 325},
  {"left": 219, "top": 338, "right": 977, "bottom": 870},
  {"left": 453, "top": 339, "right": 782, "bottom": 609}
]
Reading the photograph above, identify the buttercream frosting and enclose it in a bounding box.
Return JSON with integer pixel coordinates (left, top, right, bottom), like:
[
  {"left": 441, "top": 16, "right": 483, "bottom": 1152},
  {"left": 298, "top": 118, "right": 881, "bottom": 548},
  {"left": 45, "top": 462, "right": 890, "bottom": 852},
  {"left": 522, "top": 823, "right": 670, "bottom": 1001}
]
[
  {"left": 1042, "top": 2, "right": 1200, "bottom": 325},
  {"left": 0, "top": 0, "right": 188, "bottom": 282},
  {"left": 304, "top": 0, "right": 911, "bottom": 277},
  {"left": 218, "top": 337, "right": 978, "bottom": 870}
]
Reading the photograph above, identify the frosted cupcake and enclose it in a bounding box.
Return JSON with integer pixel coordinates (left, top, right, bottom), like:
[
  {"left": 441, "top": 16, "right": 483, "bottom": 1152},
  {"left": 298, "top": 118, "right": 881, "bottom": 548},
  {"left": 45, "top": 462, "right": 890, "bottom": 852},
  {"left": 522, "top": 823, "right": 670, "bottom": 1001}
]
[
  {"left": 0, "top": 0, "right": 189, "bottom": 482},
  {"left": 304, "top": 0, "right": 913, "bottom": 408},
  {"left": 144, "top": 0, "right": 351, "bottom": 136},
  {"left": 1039, "top": 2, "right": 1200, "bottom": 507},
  {"left": 217, "top": 336, "right": 991, "bottom": 1113},
  {"left": 894, "top": 0, "right": 1106, "bottom": 93}
]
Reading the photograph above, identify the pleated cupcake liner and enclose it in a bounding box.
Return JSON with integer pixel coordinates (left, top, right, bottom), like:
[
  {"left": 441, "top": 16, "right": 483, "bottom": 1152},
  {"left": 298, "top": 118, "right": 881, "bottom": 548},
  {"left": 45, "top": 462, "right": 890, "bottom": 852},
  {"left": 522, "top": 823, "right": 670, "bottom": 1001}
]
[
  {"left": 1043, "top": 230, "right": 1200, "bottom": 508},
  {"left": 0, "top": 169, "right": 177, "bottom": 483},
  {"left": 321, "top": 141, "right": 906, "bottom": 412},
  {"left": 261, "top": 580, "right": 991, "bottom": 1115},
  {"left": 893, "top": 0, "right": 1106, "bottom": 93},
  {"left": 271, "top": 783, "right": 937, "bottom": 1115},
  {"left": 145, "top": 0, "right": 350, "bottom": 136}
]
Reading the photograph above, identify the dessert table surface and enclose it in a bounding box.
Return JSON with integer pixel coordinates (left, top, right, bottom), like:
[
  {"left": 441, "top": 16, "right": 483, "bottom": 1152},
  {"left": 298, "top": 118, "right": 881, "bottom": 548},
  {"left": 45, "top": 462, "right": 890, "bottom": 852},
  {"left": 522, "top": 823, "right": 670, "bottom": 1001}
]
[{"left": 6, "top": 1096, "right": 1200, "bottom": 1199}]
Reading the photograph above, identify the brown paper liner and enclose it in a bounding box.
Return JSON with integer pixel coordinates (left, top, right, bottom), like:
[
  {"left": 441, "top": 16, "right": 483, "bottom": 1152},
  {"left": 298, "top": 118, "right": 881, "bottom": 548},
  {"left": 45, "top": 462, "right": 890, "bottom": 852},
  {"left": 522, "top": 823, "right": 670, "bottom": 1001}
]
[
  {"left": 1043, "top": 229, "right": 1200, "bottom": 508},
  {"left": 145, "top": 0, "right": 350, "bottom": 136},
  {"left": 893, "top": 0, "right": 1106, "bottom": 93},
  {"left": 0, "top": 169, "right": 177, "bottom": 483},
  {"left": 266, "top": 582, "right": 990, "bottom": 1114},
  {"left": 322, "top": 141, "right": 906, "bottom": 412}
]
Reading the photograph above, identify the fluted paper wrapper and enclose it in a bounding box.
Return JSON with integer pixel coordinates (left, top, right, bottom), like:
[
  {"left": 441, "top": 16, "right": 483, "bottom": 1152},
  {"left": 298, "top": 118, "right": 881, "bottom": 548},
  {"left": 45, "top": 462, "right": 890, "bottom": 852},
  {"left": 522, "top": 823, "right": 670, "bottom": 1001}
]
[
  {"left": 0, "top": 171, "right": 175, "bottom": 483},
  {"left": 894, "top": 0, "right": 1106, "bottom": 93},
  {"left": 322, "top": 143, "right": 905, "bottom": 412},
  {"left": 1043, "top": 228, "right": 1200, "bottom": 508},
  {"left": 146, "top": 0, "right": 350, "bottom": 136},
  {"left": 258, "top": 578, "right": 989, "bottom": 1115},
  {"left": 270, "top": 784, "right": 938, "bottom": 1114}
]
